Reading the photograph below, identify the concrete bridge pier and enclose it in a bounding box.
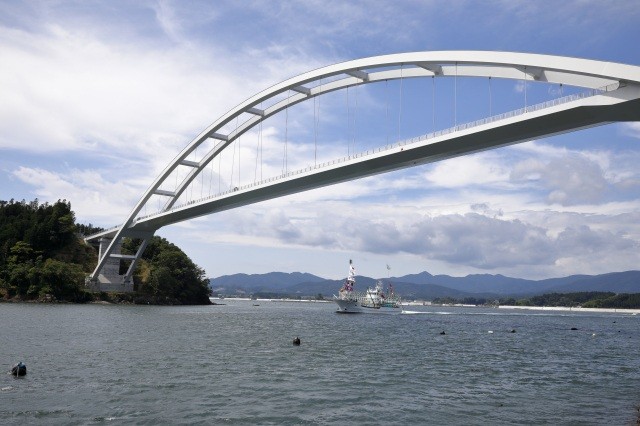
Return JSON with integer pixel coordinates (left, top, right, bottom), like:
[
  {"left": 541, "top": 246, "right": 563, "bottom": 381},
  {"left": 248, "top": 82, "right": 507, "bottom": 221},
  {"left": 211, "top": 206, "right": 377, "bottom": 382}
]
[{"left": 85, "top": 237, "right": 134, "bottom": 292}]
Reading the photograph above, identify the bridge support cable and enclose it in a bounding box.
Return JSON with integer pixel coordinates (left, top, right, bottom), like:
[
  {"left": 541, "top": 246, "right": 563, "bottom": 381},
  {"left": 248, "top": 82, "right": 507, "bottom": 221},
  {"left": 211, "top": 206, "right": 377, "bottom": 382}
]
[
  {"left": 229, "top": 116, "right": 240, "bottom": 190},
  {"left": 346, "top": 86, "right": 350, "bottom": 157},
  {"left": 85, "top": 51, "right": 640, "bottom": 290},
  {"left": 254, "top": 108, "right": 261, "bottom": 183},
  {"left": 313, "top": 83, "right": 319, "bottom": 167},
  {"left": 192, "top": 146, "right": 197, "bottom": 201},
  {"left": 200, "top": 159, "right": 205, "bottom": 199},
  {"left": 524, "top": 66, "right": 528, "bottom": 111},
  {"left": 353, "top": 83, "right": 358, "bottom": 155},
  {"left": 260, "top": 102, "right": 264, "bottom": 180},
  {"left": 385, "top": 80, "right": 390, "bottom": 145},
  {"left": 346, "top": 83, "right": 358, "bottom": 156},
  {"left": 489, "top": 76, "right": 492, "bottom": 116},
  {"left": 454, "top": 62, "right": 458, "bottom": 126},
  {"left": 398, "top": 65, "right": 404, "bottom": 142},
  {"left": 284, "top": 90, "right": 289, "bottom": 174},
  {"left": 432, "top": 76, "right": 436, "bottom": 132},
  {"left": 208, "top": 157, "right": 214, "bottom": 197},
  {"left": 424, "top": 75, "right": 430, "bottom": 135}
]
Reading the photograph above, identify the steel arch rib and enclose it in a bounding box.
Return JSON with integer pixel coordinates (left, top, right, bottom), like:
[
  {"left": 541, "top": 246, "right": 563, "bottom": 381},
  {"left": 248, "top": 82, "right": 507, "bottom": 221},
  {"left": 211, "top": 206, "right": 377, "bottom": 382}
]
[{"left": 88, "top": 51, "right": 640, "bottom": 282}]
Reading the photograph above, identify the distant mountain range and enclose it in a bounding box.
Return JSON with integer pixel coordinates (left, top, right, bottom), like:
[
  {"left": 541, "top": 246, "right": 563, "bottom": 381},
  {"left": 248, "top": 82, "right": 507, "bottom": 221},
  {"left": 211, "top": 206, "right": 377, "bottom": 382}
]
[{"left": 209, "top": 270, "right": 640, "bottom": 300}]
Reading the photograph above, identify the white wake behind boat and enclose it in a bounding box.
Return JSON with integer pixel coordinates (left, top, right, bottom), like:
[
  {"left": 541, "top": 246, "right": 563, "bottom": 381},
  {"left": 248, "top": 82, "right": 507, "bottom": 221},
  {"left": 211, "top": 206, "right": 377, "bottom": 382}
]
[{"left": 334, "top": 260, "right": 402, "bottom": 314}]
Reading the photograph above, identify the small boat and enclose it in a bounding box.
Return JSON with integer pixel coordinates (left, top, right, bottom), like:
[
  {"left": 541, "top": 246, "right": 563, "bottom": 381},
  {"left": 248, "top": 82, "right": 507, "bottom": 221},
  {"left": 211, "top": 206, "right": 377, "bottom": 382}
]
[{"left": 333, "top": 260, "right": 402, "bottom": 314}]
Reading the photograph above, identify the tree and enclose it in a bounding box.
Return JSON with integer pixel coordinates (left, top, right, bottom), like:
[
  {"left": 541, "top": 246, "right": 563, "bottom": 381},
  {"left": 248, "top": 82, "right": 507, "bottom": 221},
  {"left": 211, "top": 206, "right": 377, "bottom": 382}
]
[
  {"left": 0, "top": 199, "right": 93, "bottom": 301},
  {"left": 37, "top": 259, "right": 86, "bottom": 300},
  {"left": 122, "top": 236, "right": 211, "bottom": 304}
]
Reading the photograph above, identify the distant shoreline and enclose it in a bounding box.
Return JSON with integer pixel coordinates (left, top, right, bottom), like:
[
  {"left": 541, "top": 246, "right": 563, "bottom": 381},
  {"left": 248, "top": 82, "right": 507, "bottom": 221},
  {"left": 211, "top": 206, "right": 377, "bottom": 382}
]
[{"left": 497, "top": 305, "right": 640, "bottom": 315}]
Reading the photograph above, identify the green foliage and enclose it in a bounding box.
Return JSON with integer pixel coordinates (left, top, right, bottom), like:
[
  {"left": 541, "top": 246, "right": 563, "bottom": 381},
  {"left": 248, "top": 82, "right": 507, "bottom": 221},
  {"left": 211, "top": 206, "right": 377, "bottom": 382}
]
[
  {"left": 76, "top": 223, "right": 104, "bottom": 237},
  {"left": 432, "top": 296, "right": 495, "bottom": 306},
  {"left": 499, "top": 297, "right": 517, "bottom": 305},
  {"left": 516, "top": 292, "right": 617, "bottom": 307},
  {"left": 0, "top": 199, "right": 93, "bottom": 301},
  {"left": 122, "top": 236, "right": 211, "bottom": 305},
  {"left": 582, "top": 293, "right": 640, "bottom": 309},
  {"left": 0, "top": 199, "right": 76, "bottom": 263}
]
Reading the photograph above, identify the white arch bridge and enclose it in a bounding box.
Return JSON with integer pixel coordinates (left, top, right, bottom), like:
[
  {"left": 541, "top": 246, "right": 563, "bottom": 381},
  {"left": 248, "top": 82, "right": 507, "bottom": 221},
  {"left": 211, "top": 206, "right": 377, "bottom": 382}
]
[{"left": 85, "top": 51, "right": 640, "bottom": 291}]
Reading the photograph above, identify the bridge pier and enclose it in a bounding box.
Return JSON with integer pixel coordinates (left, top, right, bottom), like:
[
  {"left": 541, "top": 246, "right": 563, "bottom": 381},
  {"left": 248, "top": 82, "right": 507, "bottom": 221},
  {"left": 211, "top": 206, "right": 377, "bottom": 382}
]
[{"left": 85, "top": 237, "right": 134, "bottom": 292}]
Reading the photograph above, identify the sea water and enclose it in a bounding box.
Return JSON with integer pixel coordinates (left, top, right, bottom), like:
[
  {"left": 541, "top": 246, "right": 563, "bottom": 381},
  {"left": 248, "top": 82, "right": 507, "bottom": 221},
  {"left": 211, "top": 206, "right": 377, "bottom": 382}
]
[{"left": 1, "top": 300, "right": 638, "bottom": 425}]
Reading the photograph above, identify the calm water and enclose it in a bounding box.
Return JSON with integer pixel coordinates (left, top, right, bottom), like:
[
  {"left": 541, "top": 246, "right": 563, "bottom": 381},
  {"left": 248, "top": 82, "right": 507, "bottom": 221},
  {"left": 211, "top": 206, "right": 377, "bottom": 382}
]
[{"left": 1, "top": 300, "right": 639, "bottom": 425}]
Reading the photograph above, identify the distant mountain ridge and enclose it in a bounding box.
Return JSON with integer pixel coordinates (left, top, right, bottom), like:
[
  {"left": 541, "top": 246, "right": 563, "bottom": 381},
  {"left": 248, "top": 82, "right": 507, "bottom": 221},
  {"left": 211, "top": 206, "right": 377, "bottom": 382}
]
[
  {"left": 210, "top": 272, "right": 324, "bottom": 293},
  {"left": 209, "top": 270, "right": 640, "bottom": 299}
]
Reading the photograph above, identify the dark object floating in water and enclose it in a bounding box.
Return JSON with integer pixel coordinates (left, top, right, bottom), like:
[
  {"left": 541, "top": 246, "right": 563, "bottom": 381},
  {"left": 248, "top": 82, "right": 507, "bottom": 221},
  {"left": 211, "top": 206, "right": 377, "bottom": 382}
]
[
  {"left": 439, "top": 331, "right": 446, "bottom": 335},
  {"left": 510, "top": 329, "right": 516, "bottom": 333},
  {"left": 570, "top": 327, "right": 578, "bottom": 331},
  {"left": 293, "top": 337, "right": 301, "bottom": 346},
  {"left": 11, "top": 362, "right": 26, "bottom": 377},
  {"left": 253, "top": 304, "right": 260, "bottom": 307}
]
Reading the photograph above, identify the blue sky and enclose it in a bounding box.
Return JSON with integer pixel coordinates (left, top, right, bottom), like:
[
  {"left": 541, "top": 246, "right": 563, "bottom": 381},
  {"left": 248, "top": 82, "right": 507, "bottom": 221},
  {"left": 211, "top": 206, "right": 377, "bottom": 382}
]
[{"left": 2, "top": 0, "right": 640, "bottom": 280}]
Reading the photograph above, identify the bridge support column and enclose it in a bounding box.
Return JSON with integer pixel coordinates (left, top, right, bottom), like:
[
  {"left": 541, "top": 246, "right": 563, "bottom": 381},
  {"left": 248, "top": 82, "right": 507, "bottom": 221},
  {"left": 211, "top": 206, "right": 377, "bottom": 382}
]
[{"left": 86, "top": 237, "right": 134, "bottom": 292}]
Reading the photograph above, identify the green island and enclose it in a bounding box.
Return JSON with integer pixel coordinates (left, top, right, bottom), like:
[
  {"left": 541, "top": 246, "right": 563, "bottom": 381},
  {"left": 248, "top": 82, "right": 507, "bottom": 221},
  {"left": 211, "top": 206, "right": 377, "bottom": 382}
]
[{"left": 0, "top": 199, "right": 211, "bottom": 305}]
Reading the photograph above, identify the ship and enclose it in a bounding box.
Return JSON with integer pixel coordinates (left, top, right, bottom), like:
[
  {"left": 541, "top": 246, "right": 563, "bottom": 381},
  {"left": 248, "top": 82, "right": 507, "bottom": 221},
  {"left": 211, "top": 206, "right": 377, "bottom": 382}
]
[{"left": 333, "top": 260, "right": 402, "bottom": 313}]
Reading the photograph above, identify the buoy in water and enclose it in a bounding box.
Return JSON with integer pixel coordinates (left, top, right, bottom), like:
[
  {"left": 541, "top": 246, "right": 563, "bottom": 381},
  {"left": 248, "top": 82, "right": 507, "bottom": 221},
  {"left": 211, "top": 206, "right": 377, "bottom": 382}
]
[
  {"left": 293, "top": 337, "right": 301, "bottom": 346},
  {"left": 11, "top": 362, "right": 26, "bottom": 377},
  {"left": 488, "top": 330, "right": 494, "bottom": 334}
]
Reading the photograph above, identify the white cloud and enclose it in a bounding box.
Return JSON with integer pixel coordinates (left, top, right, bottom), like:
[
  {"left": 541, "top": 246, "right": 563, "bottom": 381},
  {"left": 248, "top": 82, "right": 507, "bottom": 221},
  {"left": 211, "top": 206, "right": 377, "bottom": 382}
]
[
  {"left": 189, "top": 198, "right": 640, "bottom": 274},
  {"left": 424, "top": 152, "right": 510, "bottom": 188},
  {"left": 511, "top": 153, "right": 608, "bottom": 206},
  {"left": 1, "top": 24, "right": 235, "bottom": 155},
  {"left": 622, "top": 122, "right": 640, "bottom": 139},
  {"left": 11, "top": 166, "right": 141, "bottom": 222}
]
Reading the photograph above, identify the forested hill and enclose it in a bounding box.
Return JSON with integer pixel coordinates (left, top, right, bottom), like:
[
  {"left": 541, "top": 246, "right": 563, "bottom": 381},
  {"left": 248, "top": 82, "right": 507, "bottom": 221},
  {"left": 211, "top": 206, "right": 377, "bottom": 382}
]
[{"left": 0, "top": 199, "right": 210, "bottom": 304}]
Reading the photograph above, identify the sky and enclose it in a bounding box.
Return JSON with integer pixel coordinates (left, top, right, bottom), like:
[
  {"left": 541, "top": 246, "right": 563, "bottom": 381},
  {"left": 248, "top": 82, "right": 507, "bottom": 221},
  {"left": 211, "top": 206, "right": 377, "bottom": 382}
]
[{"left": 1, "top": 0, "right": 640, "bottom": 280}]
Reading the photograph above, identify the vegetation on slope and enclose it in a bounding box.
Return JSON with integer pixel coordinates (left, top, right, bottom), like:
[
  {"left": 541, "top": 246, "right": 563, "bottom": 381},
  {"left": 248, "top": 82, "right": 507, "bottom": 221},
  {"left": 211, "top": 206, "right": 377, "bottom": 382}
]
[
  {"left": 121, "top": 236, "right": 211, "bottom": 305},
  {"left": 0, "top": 199, "right": 94, "bottom": 302},
  {"left": 0, "top": 199, "right": 210, "bottom": 304}
]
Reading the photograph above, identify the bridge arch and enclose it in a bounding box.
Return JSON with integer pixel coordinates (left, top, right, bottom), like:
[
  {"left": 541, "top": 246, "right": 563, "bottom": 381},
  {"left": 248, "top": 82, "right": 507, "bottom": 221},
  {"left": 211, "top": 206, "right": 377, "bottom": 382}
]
[{"left": 86, "top": 51, "right": 640, "bottom": 289}]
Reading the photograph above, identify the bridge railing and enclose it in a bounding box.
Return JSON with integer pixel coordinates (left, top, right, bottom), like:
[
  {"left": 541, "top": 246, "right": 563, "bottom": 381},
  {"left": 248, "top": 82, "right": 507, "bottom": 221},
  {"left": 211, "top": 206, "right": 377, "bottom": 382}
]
[{"left": 132, "top": 83, "right": 617, "bottom": 224}]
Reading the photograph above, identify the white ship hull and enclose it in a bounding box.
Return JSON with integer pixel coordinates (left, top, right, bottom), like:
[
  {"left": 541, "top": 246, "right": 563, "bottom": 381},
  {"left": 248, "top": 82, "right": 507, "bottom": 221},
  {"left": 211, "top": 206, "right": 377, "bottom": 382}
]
[
  {"left": 334, "top": 298, "right": 361, "bottom": 313},
  {"left": 334, "top": 297, "right": 402, "bottom": 314}
]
